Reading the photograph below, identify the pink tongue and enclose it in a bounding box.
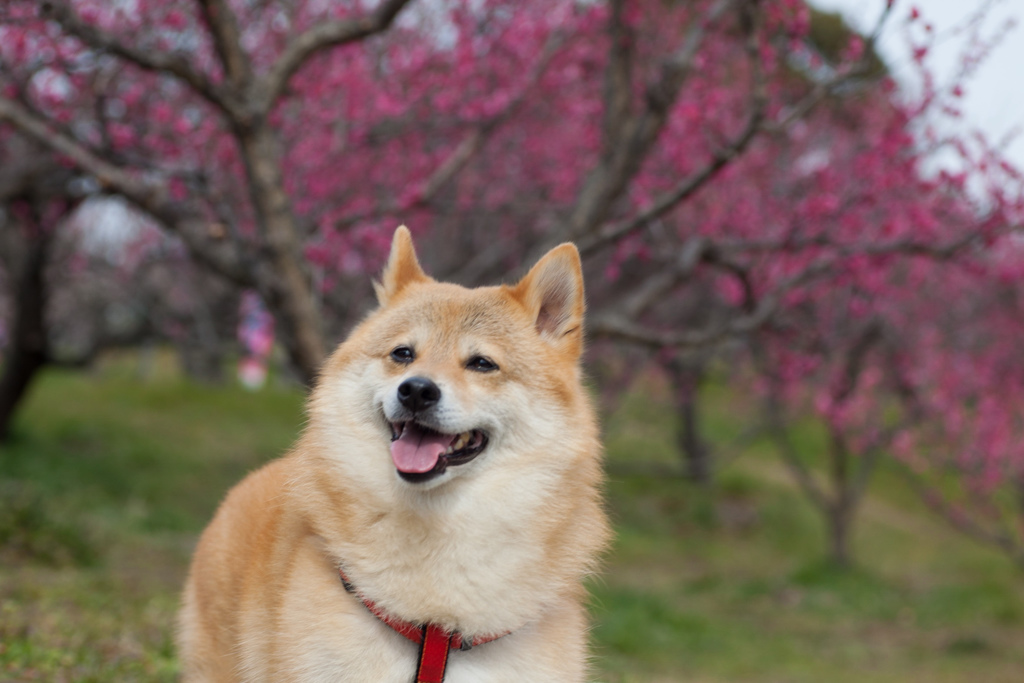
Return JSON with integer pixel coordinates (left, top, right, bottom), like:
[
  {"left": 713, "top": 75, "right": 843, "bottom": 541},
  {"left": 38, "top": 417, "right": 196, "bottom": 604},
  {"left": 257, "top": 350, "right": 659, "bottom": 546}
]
[{"left": 390, "top": 424, "right": 453, "bottom": 473}]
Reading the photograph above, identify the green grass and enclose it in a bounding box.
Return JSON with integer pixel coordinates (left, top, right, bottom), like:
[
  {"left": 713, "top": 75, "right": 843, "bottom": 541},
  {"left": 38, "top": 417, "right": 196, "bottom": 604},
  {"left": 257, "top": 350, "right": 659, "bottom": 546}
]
[
  {"left": 0, "top": 354, "right": 303, "bottom": 681},
  {"left": 594, "top": 374, "right": 1024, "bottom": 682},
  {"left": 2, "top": 356, "right": 1024, "bottom": 681}
]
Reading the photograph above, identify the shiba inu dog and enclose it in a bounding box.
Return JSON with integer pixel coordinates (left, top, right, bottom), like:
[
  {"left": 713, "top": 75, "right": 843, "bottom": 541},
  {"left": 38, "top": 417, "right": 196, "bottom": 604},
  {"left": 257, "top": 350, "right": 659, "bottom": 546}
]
[{"left": 177, "top": 227, "right": 609, "bottom": 682}]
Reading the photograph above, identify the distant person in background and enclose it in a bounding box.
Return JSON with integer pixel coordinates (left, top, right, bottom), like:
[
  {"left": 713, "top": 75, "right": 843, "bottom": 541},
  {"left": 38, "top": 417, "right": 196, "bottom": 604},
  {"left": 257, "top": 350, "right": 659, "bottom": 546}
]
[{"left": 237, "top": 292, "right": 274, "bottom": 390}]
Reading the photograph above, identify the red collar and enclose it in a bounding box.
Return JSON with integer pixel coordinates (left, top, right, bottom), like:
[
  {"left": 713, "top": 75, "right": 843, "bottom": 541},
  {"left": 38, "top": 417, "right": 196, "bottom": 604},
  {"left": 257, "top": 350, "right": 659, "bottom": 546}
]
[{"left": 339, "top": 567, "right": 509, "bottom": 683}]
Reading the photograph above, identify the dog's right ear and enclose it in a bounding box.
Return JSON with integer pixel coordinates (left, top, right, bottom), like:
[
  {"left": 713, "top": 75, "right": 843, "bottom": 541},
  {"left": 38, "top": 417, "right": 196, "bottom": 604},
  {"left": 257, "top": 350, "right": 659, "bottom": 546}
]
[{"left": 375, "top": 226, "right": 431, "bottom": 305}]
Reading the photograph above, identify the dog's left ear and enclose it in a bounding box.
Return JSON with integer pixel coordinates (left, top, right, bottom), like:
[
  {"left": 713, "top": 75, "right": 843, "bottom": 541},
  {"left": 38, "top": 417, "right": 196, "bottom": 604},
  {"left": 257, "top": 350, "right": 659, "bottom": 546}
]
[
  {"left": 375, "top": 225, "right": 431, "bottom": 305},
  {"left": 512, "top": 243, "right": 585, "bottom": 358}
]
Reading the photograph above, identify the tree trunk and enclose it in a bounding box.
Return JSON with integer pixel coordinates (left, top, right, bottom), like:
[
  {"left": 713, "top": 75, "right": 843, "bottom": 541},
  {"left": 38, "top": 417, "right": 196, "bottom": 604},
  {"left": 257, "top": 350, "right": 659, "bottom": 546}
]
[
  {"left": 237, "top": 124, "right": 327, "bottom": 385},
  {"left": 0, "top": 230, "right": 51, "bottom": 442},
  {"left": 179, "top": 276, "right": 227, "bottom": 383},
  {"left": 826, "top": 429, "right": 853, "bottom": 568},
  {"left": 667, "top": 358, "right": 711, "bottom": 484},
  {"left": 179, "top": 340, "right": 225, "bottom": 384},
  {"left": 826, "top": 501, "right": 853, "bottom": 569},
  {"left": 1016, "top": 473, "right": 1024, "bottom": 520}
]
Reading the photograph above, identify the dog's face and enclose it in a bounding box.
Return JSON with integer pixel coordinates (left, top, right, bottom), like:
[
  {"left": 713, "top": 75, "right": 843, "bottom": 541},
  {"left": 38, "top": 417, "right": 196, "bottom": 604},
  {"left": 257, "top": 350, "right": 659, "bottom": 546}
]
[{"left": 311, "top": 227, "right": 587, "bottom": 494}]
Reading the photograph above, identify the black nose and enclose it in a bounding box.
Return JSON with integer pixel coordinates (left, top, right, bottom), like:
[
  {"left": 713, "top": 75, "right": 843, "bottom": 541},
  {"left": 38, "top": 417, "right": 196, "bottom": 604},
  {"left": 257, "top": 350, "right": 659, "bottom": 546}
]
[{"left": 397, "top": 376, "right": 441, "bottom": 412}]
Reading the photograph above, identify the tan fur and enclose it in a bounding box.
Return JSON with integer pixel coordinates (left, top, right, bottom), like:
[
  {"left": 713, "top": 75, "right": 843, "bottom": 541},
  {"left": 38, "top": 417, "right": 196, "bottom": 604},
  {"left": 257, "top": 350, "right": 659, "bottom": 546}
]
[{"left": 178, "top": 226, "right": 610, "bottom": 682}]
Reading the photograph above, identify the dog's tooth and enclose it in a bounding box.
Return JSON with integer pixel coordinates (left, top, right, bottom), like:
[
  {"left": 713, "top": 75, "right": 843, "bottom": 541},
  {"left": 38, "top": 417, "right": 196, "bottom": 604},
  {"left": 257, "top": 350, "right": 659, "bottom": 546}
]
[{"left": 453, "top": 433, "right": 468, "bottom": 450}]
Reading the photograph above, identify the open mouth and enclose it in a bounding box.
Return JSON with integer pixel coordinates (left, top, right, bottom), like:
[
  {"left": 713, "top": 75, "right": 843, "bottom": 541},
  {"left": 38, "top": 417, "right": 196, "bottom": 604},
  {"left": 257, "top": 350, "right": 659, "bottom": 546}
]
[{"left": 389, "top": 422, "right": 488, "bottom": 483}]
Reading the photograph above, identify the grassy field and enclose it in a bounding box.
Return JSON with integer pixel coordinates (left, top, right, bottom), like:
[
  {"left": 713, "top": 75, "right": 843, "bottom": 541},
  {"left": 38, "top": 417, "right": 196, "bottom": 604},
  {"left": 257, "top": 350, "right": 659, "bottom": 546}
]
[{"left": 1, "top": 356, "right": 1023, "bottom": 682}]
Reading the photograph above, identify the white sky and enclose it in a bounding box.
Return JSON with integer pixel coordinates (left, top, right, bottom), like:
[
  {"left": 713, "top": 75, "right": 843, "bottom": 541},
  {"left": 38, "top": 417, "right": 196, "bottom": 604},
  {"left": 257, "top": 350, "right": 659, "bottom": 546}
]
[{"left": 808, "top": 0, "right": 1024, "bottom": 170}]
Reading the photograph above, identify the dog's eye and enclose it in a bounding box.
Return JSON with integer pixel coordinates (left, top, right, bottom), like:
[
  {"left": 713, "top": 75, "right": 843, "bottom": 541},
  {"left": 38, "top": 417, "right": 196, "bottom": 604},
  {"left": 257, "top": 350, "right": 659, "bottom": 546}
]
[
  {"left": 390, "top": 346, "right": 415, "bottom": 363},
  {"left": 467, "top": 356, "right": 498, "bottom": 372}
]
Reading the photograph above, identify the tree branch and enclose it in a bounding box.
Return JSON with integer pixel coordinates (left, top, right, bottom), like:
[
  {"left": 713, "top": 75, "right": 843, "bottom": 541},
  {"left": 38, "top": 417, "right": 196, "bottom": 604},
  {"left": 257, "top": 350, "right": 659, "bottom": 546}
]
[
  {"left": 759, "top": 377, "right": 830, "bottom": 513},
  {"left": 195, "top": 0, "right": 253, "bottom": 89},
  {"left": 415, "top": 32, "right": 564, "bottom": 207},
  {"left": 579, "top": 0, "right": 767, "bottom": 256},
  {"left": 589, "top": 257, "right": 835, "bottom": 349},
  {"left": 618, "top": 236, "right": 713, "bottom": 319},
  {"left": 339, "top": 31, "right": 566, "bottom": 235},
  {"left": 564, "top": 0, "right": 737, "bottom": 241},
  {"left": 611, "top": 234, "right": 759, "bottom": 322},
  {"left": 39, "top": 0, "right": 233, "bottom": 116},
  {"left": 766, "top": 0, "right": 895, "bottom": 134},
  {"left": 450, "top": 0, "right": 740, "bottom": 285},
  {"left": 718, "top": 231, "right": 992, "bottom": 261},
  {"left": 255, "top": 0, "right": 415, "bottom": 114},
  {"left": 576, "top": 105, "right": 764, "bottom": 257},
  {"left": 898, "top": 464, "right": 1024, "bottom": 566},
  {"left": 0, "top": 95, "right": 253, "bottom": 285},
  {"left": 834, "top": 318, "right": 883, "bottom": 403},
  {"left": 601, "top": 0, "right": 635, "bottom": 162}
]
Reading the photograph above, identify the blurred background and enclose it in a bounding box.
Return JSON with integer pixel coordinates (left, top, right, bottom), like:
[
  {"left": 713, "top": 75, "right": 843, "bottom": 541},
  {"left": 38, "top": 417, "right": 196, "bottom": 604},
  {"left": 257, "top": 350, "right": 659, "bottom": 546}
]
[{"left": 2, "top": 0, "right": 1024, "bottom": 680}]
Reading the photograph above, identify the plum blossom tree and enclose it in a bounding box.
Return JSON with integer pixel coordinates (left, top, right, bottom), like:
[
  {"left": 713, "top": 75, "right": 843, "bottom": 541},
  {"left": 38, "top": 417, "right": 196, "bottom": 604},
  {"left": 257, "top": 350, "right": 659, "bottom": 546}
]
[
  {"left": 2, "top": 0, "right": 1024, "bottom": 567},
  {"left": 0, "top": 0, "right": 416, "bottom": 384},
  {"left": 878, "top": 240, "right": 1024, "bottom": 568},
  {"left": 0, "top": 134, "right": 245, "bottom": 439},
  {"left": 753, "top": 216, "right": 1024, "bottom": 568},
  {"left": 741, "top": 8, "right": 1024, "bottom": 567},
  {"left": 0, "top": 0, "right": 877, "bottom": 379},
  {"left": 0, "top": 134, "right": 82, "bottom": 440}
]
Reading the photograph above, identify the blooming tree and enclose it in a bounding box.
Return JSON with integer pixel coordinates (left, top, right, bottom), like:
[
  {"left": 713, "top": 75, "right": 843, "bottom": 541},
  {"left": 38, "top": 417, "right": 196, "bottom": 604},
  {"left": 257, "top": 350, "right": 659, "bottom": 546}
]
[
  {"left": 0, "top": 134, "right": 83, "bottom": 440},
  {"left": 0, "top": 133, "right": 246, "bottom": 438},
  {"left": 0, "top": 0, "right": 876, "bottom": 379},
  {"left": 0, "top": 0, "right": 415, "bottom": 384},
  {"left": 742, "top": 8, "right": 1024, "bottom": 567},
  {"left": 2, "top": 0, "right": 1024, "bottom": 566}
]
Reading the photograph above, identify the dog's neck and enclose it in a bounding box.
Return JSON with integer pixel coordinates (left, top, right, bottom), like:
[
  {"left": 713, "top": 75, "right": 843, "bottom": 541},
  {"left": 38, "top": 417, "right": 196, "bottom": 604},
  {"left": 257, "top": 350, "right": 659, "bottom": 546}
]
[{"left": 291, "top": 440, "right": 604, "bottom": 638}]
